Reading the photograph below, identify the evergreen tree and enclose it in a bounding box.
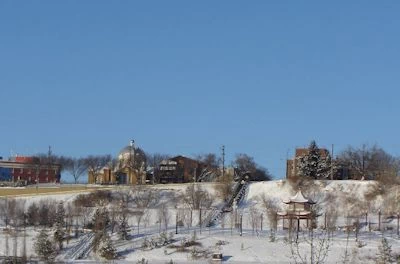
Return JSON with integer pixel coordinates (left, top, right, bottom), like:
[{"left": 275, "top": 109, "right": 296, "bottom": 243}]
[
  {"left": 55, "top": 202, "right": 65, "bottom": 227},
  {"left": 91, "top": 208, "right": 110, "bottom": 252},
  {"left": 376, "top": 238, "right": 394, "bottom": 264},
  {"left": 99, "top": 234, "right": 117, "bottom": 260},
  {"left": 54, "top": 202, "right": 66, "bottom": 250},
  {"left": 297, "top": 140, "right": 332, "bottom": 179},
  {"left": 34, "top": 229, "right": 57, "bottom": 262}
]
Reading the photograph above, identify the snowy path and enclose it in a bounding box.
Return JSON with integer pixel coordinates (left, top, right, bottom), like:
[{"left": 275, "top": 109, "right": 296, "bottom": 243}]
[{"left": 63, "top": 232, "right": 95, "bottom": 261}]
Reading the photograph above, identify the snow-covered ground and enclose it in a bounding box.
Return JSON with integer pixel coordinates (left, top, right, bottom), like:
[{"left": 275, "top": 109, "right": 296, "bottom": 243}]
[{"left": 0, "top": 180, "right": 399, "bottom": 263}]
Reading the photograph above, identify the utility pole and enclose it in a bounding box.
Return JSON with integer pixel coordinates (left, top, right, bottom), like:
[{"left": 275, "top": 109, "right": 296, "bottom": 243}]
[
  {"left": 221, "top": 145, "right": 225, "bottom": 179},
  {"left": 48, "top": 145, "right": 52, "bottom": 184},
  {"left": 330, "top": 144, "right": 334, "bottom": 180},
  {"left": 48, "top": 145, "right": 52, "bottom": 163}
]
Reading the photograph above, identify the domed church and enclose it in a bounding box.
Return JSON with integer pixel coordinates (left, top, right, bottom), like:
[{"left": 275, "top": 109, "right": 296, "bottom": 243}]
[
  {"left": 115, "top": 140, "right": 147, "bottom": 184},
  {"left": 88, "top": 140, "right": 147, "bottom": 185}
]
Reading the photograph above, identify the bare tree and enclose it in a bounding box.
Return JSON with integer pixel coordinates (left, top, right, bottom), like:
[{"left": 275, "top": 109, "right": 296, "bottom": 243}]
[
  {"left": 323, "top": 193, "right": 339, "bottom": 232},
  {"left": 38, "top": 199, "right": 57, "bottom": 227},
  {"left": 146, "top": 152, "right": 171, "bottom": 183},
  {"left": 247, "top": 205, "right": 260, "bottom": 235},
  {"left": 64, "top": 157, "right": 87, "bottom": 184},
  {"left": 8, "top": 199, "right": 25, "bottom": 228},
  {"left": 131, "top": 186, "right": 159, "bottom": 208},
  {"left": 233, "top": 153, "right": 272, "bottom": 181},
  {"left": 214, "top": 173, "right": 234, "bottom": 203},
  {"left": 84, "top": 155, "right": 112, "bottom": 184},
  {"left": 288, "top": 228, "right": 332, "bottom": 264},
  {"left": 157, "top": 203, "right": 170, "bottom": 232},
  {"left": 27, "top": 202, "right": 40, "bottom": 227},
  {"left": 118, "top": 201, "right": 130, "bottom": 240},
  {"left": 130, "top": 186, "right": 160, "bottom": 234},
  {"left": 196, "top": 153, "right": 220, "bottom": 170},
  {"left": 338, "top": 144, "right": 399, "bottom": 182},
  {"left": 181, "top": 185, "right": 212, "bottom": 210},
  {"left": 0, "top": 197, "right": 10, "bottom": 227},
  {"left": 259, "top": 195, "right": 279, "bottom": 231}
]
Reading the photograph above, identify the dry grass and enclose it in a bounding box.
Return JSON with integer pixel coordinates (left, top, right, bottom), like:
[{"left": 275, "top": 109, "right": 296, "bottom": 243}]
[{"left": 0, "top": 186, "right": 109, "bottom": 197}]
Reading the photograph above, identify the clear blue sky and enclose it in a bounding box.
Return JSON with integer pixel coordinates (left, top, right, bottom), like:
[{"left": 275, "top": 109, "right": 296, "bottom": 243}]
[{"left": 1, "top": 1, "right": 400, "bottom": 181}]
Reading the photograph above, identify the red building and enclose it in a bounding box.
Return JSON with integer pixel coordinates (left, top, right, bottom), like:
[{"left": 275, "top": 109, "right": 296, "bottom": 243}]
[{"left": 0, "top": 156, "right": 61, "bottom": 184}]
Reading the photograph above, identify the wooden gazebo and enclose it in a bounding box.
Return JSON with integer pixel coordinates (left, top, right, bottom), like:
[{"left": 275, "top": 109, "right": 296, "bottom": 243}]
[{"left": 277, "top": 190, "right": 316, "bottom": 231}]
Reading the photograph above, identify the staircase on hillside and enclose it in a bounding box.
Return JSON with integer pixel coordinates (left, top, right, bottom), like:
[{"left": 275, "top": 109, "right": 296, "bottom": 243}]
[
  {"left": 204, "top": 171, "right": 250, "bottom": 227},
  {"left": 197, "top": 168, "right": 219, "bottom": 182}
]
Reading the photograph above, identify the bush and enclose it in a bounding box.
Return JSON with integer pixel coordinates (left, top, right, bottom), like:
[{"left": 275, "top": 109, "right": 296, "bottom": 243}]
[{"left": 34, "top": 229, "right": 57, "bottom": 262}]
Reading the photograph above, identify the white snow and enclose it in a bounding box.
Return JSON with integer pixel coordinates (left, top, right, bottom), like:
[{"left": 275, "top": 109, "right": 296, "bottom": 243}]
[{"left": 1, "top": 180, "right": 399, "bottom": 263}]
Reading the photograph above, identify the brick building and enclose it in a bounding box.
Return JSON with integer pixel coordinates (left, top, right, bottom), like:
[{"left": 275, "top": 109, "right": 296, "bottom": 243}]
[
  {"left": 286, "top": 147, "right": 350, "bottom": 180},
  {"left": 158, "top": 155, "right": 205, "bottom": 184},
  {"left": 0, "top": 156, "right": 61, "bottom": 184}
]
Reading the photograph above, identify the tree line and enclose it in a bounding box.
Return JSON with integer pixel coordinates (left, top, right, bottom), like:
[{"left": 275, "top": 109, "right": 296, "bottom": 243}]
[
  {"left": 296, "top": 140, "right": 400, "bottom": 184},
  {"left": 33, "top": 150, "right": 273, "bottom": 183}
]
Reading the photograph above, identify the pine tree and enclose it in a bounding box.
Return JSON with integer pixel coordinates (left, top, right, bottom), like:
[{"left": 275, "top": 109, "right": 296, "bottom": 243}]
[
  {"left": 91, "top": 207, "right": 110, "bottom": 252},
  {"left": 100, "top": 234, "right": 117, "bottom": 260},
  {"left": 34, "top": 229, "right": 57, "bottom": 262},
  {"left": 55, "top": 202, "right": 65, "bottom": 227},
  {"left": 376, "top": 238, "right": 394, "bottom": 264},
  {"left": 54, "top": 202, "right": 66, "bottom": 250},
  {"left": 297, "top": 140, "right": 332, "bottom": 179}
]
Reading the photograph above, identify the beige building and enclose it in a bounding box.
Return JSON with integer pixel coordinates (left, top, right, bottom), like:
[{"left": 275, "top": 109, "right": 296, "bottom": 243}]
[{"left": 88, "top": 141, "right": 146, "bottom": 185}]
